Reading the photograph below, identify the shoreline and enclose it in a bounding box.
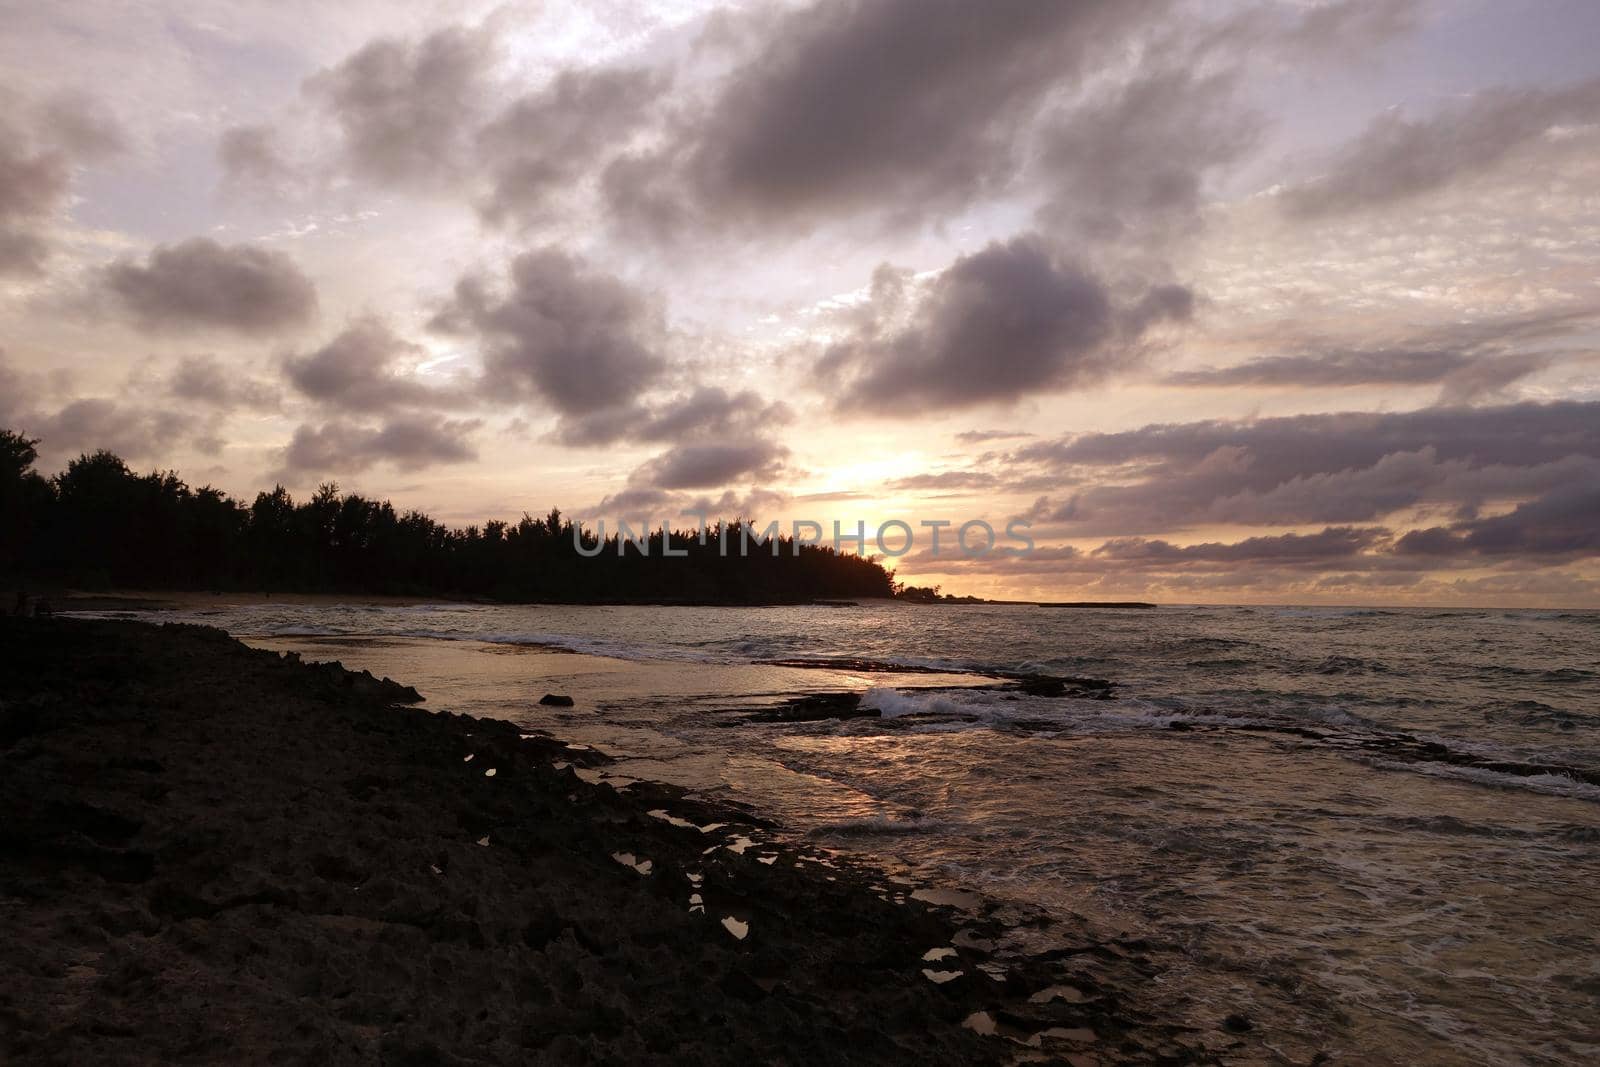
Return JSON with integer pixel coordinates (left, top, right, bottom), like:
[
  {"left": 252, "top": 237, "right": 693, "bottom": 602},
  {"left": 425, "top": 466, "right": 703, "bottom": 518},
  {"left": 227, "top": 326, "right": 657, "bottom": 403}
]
[
  {"left": 0, "top": 617, "right": 1233, "bottom": 1063},
  {"left": 39, "top": 589, "right": 1166, "bottom": 614}
]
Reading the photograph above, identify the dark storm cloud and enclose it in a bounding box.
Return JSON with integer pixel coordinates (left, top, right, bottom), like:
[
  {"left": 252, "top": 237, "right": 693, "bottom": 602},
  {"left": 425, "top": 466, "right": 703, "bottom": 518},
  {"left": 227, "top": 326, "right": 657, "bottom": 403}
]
[
  {"left": 607, "top": 0, "right": 1167, "bottom": 234},
  {"left": 279, "top": 414, "right": 479, "bottom": 475},
  {"left": 285, "top": 319, "right": 458, "bottom": 413},
  {"left": 819, "top": 235, "right": 1190, "bottom": 413},
  {"left": 551, "top": 386, "right": 790, "bottom": 448},
  {"left": 103, "top": 238, "right": 317, "bottom": 335},
  {"left": 477, "top": 66, "right": 666, "bottom": 227},
  {"left": 168, "top": 355, "right": 280, "bottom": 411},
  {"left": 1395, "top": 482, "right": 1600, "bottom": 559},
  {"left": 431, "top": 248, "right": 663, "bottom": 416},
  {"left": 1283, "top": 75, "right": 1600, "bottom": 218},
  {"left": 0, "top": 88, "right": 123, "bottom": 275},
  {"left": 305, "top": 25, "right": 494, "bottom": 191}
]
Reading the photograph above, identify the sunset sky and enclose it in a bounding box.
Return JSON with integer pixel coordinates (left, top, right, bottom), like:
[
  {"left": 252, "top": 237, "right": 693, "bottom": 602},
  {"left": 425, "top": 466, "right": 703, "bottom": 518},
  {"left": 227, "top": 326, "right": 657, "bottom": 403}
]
[{"left": 2, "top": 0, "right": 1598, "bottom": 604}]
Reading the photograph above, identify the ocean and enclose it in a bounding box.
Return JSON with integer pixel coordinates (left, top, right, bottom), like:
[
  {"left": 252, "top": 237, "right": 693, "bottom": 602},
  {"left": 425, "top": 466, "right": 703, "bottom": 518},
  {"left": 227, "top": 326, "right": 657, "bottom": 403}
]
[{"left": 83, "top": 600, "right": 1600, "bottom": 1063}]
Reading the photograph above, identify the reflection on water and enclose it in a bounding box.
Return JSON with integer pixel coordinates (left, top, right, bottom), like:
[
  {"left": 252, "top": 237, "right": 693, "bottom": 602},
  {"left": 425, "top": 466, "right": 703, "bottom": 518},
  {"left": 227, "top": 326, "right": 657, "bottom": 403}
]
[{"left": 81, "top": 600, "right": 1600, "bottom": 1064}]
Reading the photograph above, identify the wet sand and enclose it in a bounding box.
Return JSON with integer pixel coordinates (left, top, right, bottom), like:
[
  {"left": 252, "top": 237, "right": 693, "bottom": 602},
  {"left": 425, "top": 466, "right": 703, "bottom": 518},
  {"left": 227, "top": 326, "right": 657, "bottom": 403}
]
[{"left": 0, "top": 617, "right": 1240, "bottom": 1064}]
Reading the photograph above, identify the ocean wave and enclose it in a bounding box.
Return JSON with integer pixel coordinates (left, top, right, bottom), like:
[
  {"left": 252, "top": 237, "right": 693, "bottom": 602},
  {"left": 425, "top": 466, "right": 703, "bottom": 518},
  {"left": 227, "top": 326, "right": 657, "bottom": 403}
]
[
  {"left": 1365, "top": 759, "right": 1600, "bottom": 803},
  {"left": 1371, "top": 814, "right": 1533, "bottom": 839},
  {"left": 810, "top": 815, "right": 944, "bottom": 835},
  {"left": 1313, "top": 655, "right": 1392, "bottom": 675},
  {"left": 1474, "top": 663, "right": 1596, "bottom": 684},
  {"left": 864, "top": 687, "right": 998, "bottom": 719},
  {"left": 1267, "top": 607, "right": 1400, "bottom": 619},
  {"left": 1480, "top": 700, "right": 1593, "bottom": 731}
]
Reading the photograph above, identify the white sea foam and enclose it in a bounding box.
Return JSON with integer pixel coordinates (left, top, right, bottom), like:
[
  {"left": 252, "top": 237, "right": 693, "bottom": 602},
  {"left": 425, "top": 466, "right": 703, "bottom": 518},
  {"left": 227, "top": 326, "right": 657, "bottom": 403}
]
[{"left": 863, "top": 687, "right": 993, "bottom": 719}]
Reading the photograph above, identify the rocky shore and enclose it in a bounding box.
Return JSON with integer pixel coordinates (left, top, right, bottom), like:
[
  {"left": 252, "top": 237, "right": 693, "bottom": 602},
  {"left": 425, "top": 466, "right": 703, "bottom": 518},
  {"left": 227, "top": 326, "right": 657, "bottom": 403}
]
[
  {"left": 1, "top": 617, "right": 1245, "bottom": 1064},
  {"left": 0, "top": 617, "right": 1006, "bottom": 1064}
]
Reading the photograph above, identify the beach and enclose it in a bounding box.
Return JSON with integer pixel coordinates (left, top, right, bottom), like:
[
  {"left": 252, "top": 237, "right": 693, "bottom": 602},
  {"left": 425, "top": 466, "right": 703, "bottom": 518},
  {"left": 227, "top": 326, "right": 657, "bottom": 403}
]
[
  {"left": 27, "top": 597, "right": 1600, "bottom": 1064},
  {"left": 0, "top": 615, "right": 1237, "bottom": 1064}
]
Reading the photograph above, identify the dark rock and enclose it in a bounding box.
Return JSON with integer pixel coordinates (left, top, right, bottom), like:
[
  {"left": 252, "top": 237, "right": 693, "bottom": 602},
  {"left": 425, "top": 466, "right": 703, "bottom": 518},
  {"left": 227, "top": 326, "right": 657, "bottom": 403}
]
[
  {"left": 746, "top": 692, "right": 878, "bottom": 723},
  {"left": 538, "top": 693, "right": 575, "bottom": 707},
  {"left": 1009, "top": 674, "right": 1115, "bottom": 699},
  {"left": 1224, "top": 1013, "right": 1254, "bottom": 1033}
]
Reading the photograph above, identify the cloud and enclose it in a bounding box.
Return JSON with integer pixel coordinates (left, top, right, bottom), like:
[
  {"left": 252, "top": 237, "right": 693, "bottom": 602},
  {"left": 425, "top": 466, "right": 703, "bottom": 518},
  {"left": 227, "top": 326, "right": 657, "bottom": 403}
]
[
  {"left": 168, "top": 355, "right": 280, "bottom": 411},
  {"left": 955, "top": 429, "right": 1033, "bottom": 445},
  {"left": 32, "top": 398, "right": 191, "bottom": 463},
  {"left": 104, "top": 238, "right": 318, "bottom": 335},
  {"left": 0, "top": 88, "right": 124, "bottom": 276},
  {"left": 0, "top": 350, "right": 38, "bottom": 427},
  {"left": 596, "top": 485, "right": 680, "bottom": 515},
  {"left": 1436, "top": 352, "right": 1559, "bottom": 405},
  {"left": 217, "top": 124, "right": 299, "bottom": 198},
  {"left": 432, "top": 248, "right": 664, "bottom": 416},
  {"left": 4, "top": 354, "right": 233, "bottom": 465},
  {"left": 1395, "top": 482, "right": 1600, "bottom": 559},
  {"left": 1169, "top": 348, "right": 1553, "bottom": 401},
  {"left": 999, "top": 400, "right": 1600, "bottom": 533},
  {"left": 279, "top": 414, "right": 479, "bottom": 475},
  {"left": 1034, "top": 66, "right": 1259, "bottom": 248},
  {"left": 1170, "top": 348, "right": 1470, "bottom": 388},
  {"left": 1276, "top": 0, "right": 1422, "bottom": 56},
  {"left": 250, "top": 22, "right": 667, "bottom": 220},
  {"left": 477, "top": 66, "right": 665, "bottom": 227},
  {"left": 551, "top": 386, "right": 790, "bottom": 447},
  {"left": 628, "top": 439, "right": 789, "bottom": 491},
  {"left": 36, "top": 92, "right": 126, "bottom": 160},
  {"left": 1170, "top": 307, "right": 1598, "bottom": 401},
  {"left": 899, "top": 525, "right": 1404, "bottom": 585},
  {"left": 1092, "top": 526, "right": 1387, "bottom": 566},
  {"left": 608, "top": 0, "right": 1168, "bottom": 235},
  {"left": 285, "top": 319, "right": 457, "bottom": 412},
  {"left": 1020, "top": 400, "right": 1600, "bottom": 477},
  {"left": 1283, "top": 75, "right": 1600, "bottom": 217},
  {"left": 887, "top": 470, "right": 1003, "bottom": 492},
  {"left": 304, "top": 24, "right": 496, "bottom": 191},
  {"left": 818, "top": 234, "right": 1191, "bottom": 413}
]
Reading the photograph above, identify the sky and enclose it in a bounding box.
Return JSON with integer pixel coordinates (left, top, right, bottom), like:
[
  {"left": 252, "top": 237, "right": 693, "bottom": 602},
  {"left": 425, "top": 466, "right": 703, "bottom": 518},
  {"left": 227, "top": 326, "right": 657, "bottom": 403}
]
[{"left": 2, "top": 0, "right": 1599, "bottom": 606}]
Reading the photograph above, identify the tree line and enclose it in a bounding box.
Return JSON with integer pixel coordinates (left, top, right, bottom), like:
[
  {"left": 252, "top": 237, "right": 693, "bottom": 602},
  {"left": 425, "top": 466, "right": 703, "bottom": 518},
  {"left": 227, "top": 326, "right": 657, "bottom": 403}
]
[{"left": 0, "top": 430, "right": 897, "bottom": 603}]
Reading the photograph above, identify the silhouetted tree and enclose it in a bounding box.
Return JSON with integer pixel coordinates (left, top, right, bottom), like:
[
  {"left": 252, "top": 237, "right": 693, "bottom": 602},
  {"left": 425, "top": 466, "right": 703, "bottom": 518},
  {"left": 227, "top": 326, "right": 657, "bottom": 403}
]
[
  {"left": 0, "top": 431, "right": 53, "bottom": 581},
  {"left": 1, "top": 431, "right": 897, "bottom": 603}
]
